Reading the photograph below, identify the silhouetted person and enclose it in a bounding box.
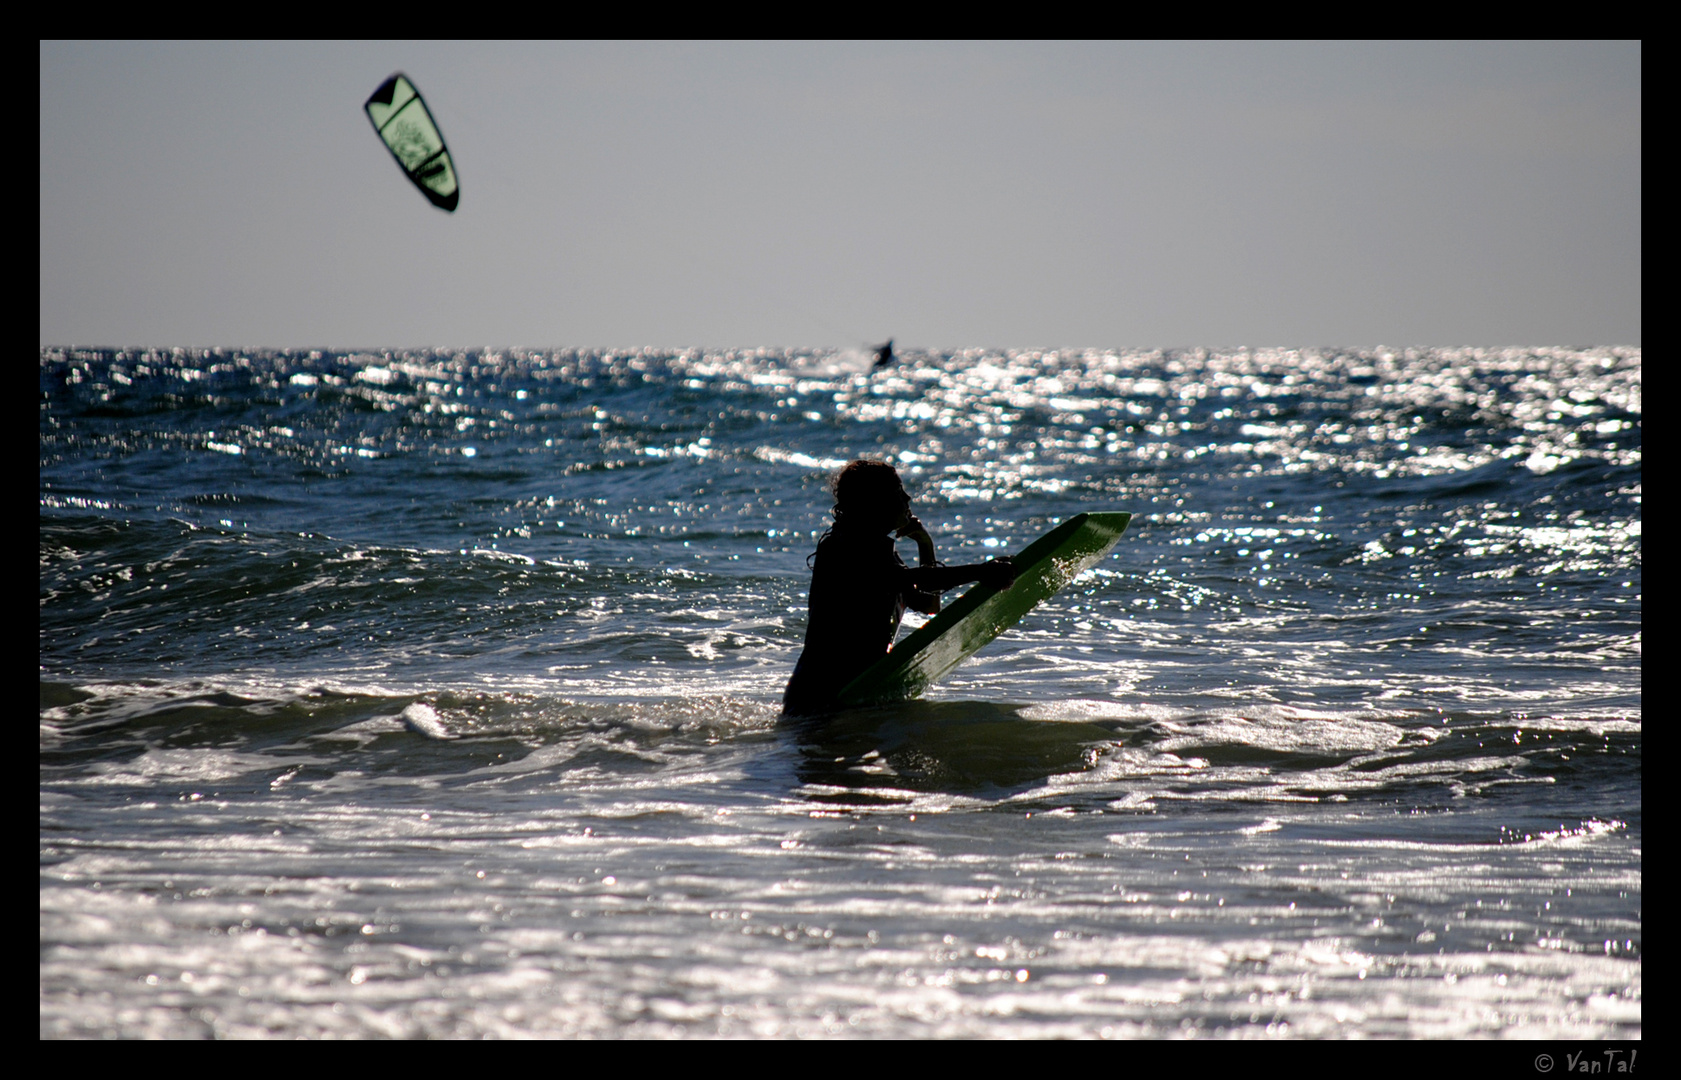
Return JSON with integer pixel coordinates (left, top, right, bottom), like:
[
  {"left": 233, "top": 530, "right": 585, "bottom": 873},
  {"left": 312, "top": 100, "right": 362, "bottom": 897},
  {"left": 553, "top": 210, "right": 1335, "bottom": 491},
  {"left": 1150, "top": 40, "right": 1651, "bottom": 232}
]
[
  {"left": 872, "top": 339, "right": 895, "bottom": 369},
  {"left": 783, "top": 460, "right": 1016, "bottom": 717}
]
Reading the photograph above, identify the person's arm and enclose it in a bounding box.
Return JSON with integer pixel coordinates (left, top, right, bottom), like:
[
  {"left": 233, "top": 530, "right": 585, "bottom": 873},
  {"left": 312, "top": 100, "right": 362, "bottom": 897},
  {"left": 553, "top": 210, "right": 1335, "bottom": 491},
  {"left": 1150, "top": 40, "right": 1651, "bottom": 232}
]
[
  {"left": 895, "top": 516, "right": 1017, "bottom": 593},
  {"left": 896, "top": 516, "right": 944, "bottom": 614},
  {"left": 905, "top": 556, "right": 1016, "bottom": 594},
  {"left": 895, "top": 515, "right": 940, "bottom": 567}
]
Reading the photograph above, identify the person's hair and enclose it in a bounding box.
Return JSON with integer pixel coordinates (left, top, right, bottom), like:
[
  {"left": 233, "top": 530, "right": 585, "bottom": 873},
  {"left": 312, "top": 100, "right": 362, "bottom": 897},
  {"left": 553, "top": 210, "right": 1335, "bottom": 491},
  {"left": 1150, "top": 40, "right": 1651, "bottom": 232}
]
[
  {"left": 830, "top": 459, "right": 902, "bottom": 521},
  {"left": 808, "top": 459, "right": 903, "bottom": 566}
]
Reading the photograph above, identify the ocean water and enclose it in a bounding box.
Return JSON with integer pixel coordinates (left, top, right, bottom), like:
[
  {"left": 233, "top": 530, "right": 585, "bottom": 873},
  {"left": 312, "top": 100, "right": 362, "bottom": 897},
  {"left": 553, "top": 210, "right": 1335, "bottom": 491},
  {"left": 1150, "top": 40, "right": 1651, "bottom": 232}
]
[{"left": 40, "top": 344, "right": 1639, "bottom": 1038}]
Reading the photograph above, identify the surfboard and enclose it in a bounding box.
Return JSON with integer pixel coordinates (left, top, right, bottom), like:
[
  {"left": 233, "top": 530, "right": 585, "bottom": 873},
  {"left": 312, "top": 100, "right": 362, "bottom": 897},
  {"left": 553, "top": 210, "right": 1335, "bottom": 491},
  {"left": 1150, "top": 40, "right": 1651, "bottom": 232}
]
[{"left": 835, "top": 511, "right": 1132, "bottom": 708}]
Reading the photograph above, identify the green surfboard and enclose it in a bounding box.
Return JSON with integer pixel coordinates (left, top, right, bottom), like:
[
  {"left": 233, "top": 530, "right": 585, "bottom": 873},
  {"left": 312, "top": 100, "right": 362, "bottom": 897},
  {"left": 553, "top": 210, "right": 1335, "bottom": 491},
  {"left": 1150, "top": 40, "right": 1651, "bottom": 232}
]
[{"left": 835, "top": 511, "right": 1132, "bottom": 708}]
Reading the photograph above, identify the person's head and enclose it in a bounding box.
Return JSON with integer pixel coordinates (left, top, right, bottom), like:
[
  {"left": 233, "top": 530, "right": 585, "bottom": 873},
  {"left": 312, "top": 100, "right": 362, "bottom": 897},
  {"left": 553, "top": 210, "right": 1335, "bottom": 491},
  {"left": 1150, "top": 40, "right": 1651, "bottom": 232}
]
[{"left": 829, "top": 459, "right": 911, "bottom": 532}]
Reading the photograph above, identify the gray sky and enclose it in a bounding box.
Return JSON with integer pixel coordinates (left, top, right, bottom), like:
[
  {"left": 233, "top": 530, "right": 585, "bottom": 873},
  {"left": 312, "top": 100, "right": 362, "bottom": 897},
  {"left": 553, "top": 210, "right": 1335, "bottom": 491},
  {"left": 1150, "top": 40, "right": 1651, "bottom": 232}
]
[{"left": 40, "top": 41, "right": 1640, "bottom": 350}]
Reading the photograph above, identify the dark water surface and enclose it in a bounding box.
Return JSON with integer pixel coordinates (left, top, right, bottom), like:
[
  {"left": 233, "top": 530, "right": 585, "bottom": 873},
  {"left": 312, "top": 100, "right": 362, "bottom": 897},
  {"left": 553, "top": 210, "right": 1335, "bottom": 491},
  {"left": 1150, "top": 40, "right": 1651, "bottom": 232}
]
[{"left": 41, "top": 345, "right": 1639, "bottom": 1037}]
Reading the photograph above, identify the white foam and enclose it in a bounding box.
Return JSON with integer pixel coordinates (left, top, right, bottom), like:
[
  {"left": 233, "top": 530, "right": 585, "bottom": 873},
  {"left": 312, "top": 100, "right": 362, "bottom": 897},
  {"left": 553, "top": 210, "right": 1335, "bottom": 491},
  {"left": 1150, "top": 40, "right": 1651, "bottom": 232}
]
[{"left": 400, "top": 703, "right": 454, "bottom": 740}]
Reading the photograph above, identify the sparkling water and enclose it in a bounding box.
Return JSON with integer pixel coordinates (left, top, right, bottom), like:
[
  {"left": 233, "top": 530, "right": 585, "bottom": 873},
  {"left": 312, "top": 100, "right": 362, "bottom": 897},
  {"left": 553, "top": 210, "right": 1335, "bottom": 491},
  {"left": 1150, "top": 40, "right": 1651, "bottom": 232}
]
[{"left": 40, "top": 345, "right": 1640, "bottom": 1037}]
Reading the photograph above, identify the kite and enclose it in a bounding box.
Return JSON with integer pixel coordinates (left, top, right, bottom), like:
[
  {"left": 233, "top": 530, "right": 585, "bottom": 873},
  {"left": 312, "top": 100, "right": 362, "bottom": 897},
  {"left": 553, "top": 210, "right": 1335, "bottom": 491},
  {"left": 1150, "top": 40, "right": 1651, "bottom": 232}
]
[{"left": 364, "top": 72, "right": 459, "bottom": 212}]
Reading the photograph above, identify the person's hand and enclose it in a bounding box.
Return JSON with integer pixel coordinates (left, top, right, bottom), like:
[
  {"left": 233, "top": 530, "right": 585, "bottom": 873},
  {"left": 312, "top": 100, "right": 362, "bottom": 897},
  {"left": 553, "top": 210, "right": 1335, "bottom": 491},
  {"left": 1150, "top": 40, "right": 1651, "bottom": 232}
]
[
  {"left": 979, "top": 556, "right": 1016, "bottom": 590},
  {"left": 896, "top": 515, "right": 934, "bottom": 548}
]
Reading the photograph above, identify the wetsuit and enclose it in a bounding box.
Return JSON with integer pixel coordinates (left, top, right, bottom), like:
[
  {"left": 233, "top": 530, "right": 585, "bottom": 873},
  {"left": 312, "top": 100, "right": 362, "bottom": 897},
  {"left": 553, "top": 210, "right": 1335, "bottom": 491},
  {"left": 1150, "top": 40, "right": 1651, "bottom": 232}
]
[{"left": 782, "top": 522, "right": 939, "bottom": 717}]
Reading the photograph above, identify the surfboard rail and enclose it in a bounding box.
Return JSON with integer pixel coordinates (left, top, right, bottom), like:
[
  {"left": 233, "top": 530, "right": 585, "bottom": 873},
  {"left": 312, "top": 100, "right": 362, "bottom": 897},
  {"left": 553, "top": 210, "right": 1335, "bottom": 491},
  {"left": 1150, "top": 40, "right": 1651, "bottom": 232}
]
[{"left": 835, "top": 511, "right": 1132, "bottom": 708}]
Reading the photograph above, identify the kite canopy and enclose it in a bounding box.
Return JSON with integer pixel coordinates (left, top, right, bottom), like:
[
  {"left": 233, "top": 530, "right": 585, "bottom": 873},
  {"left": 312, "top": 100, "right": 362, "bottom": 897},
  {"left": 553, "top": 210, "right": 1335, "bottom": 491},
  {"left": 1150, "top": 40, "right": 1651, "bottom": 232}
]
[{"left": 364, "top": 73, "right": 459, "bottom": 212}]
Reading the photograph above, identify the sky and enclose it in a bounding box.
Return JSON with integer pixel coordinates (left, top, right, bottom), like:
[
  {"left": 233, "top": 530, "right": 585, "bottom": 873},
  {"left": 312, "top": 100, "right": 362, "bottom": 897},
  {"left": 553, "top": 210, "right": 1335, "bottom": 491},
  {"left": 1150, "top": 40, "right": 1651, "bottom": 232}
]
[{"left": 39, "top": 41, "right": 1641, "bottom": 351}]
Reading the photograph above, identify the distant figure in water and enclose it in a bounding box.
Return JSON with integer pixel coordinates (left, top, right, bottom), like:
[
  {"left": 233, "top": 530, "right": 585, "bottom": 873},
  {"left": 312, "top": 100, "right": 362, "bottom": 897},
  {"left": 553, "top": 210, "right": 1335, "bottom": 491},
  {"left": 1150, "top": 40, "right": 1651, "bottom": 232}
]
[
  {"left": 783, "top": 460, "right": 1016, "bottom": 717},
  {"left": 872, "top": 339, "right": 895, "bottom": 369}
]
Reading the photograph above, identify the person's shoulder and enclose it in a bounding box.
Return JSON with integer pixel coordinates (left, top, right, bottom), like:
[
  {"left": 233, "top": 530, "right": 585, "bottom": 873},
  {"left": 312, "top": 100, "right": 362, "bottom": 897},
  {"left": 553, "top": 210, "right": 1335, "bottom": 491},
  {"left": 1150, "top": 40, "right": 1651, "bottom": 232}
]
[{"left": 815, "top": 525, "right": 891, "bottom": 564}]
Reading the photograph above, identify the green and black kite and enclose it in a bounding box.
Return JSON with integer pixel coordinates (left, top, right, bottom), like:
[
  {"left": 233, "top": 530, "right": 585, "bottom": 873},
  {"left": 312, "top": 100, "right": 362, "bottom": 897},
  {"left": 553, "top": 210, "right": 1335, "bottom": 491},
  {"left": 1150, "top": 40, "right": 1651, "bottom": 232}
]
[{"left": 364, "top": 72, "right": 459, "bottom": 212}]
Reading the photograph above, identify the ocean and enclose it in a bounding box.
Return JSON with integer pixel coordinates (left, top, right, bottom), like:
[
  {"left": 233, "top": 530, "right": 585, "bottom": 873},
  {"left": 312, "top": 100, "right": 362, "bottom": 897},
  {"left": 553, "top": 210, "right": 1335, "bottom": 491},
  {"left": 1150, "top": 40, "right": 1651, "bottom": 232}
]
[{"left": 40, "top": 344, "right": 1640, "bottom": 1038}]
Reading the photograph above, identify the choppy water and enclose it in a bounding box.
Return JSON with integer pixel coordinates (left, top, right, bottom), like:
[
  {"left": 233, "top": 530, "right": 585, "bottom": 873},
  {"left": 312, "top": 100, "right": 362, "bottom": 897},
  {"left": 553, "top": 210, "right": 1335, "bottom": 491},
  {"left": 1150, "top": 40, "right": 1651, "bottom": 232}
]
[{"left": 41, "top": 344, "right": 1639, "bottom": 1038}]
